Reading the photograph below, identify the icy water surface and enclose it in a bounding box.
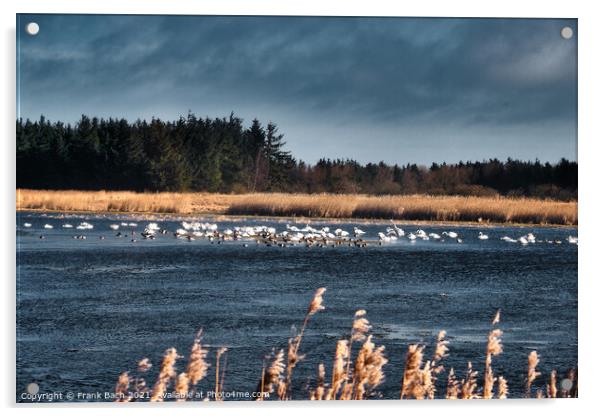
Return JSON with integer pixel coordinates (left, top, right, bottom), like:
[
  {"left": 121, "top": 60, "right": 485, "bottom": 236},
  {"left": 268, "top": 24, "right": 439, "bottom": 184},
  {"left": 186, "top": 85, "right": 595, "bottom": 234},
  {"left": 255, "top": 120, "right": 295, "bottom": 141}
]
[{"left": 16, "top": 212, "right": 577, "bottom": 401}]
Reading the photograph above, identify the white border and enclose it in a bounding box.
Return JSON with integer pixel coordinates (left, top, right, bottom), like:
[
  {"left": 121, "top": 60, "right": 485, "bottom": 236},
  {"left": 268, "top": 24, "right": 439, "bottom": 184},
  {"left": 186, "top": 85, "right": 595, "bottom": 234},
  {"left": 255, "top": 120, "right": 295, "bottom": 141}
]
[{"left": 2, "top": 1, "right": 600, "bottom": 415}]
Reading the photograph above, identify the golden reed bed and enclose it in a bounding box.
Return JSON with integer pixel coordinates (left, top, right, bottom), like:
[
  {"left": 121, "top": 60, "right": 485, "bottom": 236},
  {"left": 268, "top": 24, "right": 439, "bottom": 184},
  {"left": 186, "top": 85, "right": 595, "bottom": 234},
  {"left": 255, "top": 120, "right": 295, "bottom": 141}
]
[
  {"left": 16, "top": 189, "right": 577, "bottom": 225},
  {"left": 113, "top": 289, "right": 577, "bottom": 402}
]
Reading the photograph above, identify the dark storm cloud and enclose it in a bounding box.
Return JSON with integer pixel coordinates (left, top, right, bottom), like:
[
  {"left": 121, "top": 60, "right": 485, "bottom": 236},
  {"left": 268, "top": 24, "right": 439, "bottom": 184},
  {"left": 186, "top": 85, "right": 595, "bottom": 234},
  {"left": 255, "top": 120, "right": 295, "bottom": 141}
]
[{"left": 17, "top": 14, "right": 577, "bottom": 164}]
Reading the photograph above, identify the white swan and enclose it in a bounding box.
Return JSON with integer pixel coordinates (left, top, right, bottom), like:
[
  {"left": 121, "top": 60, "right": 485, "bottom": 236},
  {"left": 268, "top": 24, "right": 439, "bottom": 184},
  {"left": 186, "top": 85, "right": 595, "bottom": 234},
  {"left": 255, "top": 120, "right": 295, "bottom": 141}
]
[
  {"left": 443, "top": 231, "right": 458, "bottom": 239},
  {"left": 378, "top": 232, "right": 391, "bottom": 242},
  {"left": 23, "top": 223, "right": 32, "bottom": 228},
  {"left": 147, "top": 223, "right": 160, "bottom": 231},
  {"left": 76, "top": 222, "right": 94, "bottom": 230},
  {"left": 388, "top": 221, "right": 405, "bottom": 237},
  {"left": 567, "top": 236, "right": 578, "bottom": 244},
  {"left": 354, "top": 227, "right": 366, "bottom": 237},
  {"left": 501, "top": 236, "right": 517, "bottom": 243},
  {"left": 43, "top": 224, "right": 53, "bottom": 229},
  {"left": 109, "top": 224, "right": 120, "bottom": 230},
  {"left": 478, "top": 232, "right": 489, "bottom": 240},
  {"left": 335, "top": 229, "right": 349, "bottom": 238}
]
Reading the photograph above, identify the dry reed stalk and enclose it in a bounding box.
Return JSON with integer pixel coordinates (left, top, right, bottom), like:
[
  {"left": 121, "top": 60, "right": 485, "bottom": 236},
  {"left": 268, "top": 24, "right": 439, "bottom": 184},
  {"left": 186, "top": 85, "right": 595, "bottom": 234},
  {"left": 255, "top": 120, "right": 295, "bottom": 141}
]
[
  {"left": 19, "top": 189, "right": 577, "bottom": 225},
  {"left": 186, "top": 330, "right": 210, "bottom": 387},
  {"left": 446, "top": 368, "right": 460, "bottom": 399},
  {"left": 175, "top": 373, "right": 190, "bottom": 401},
  {"left": 460, "top": 362, "right": 480, "bottom": 399},
  {"left": 525, "top": 351, "right": 541, "bottom": 397},
  {"left": 258, "top": 349, "right": 285, "bottom": 400},
  {"left": 547, "top": 369, "right": 557, "bottom": 398},
  {"left": 423, "top": 330, "right": 449, "bottom": 399},
  {"left": 399, "top": 344, "right": 425, "bottom": 399},
  {"left": 310, "top": 363, "right": 326, "bottom": 400},
  {"left": 483, "top": 325, "right": 503, "bottom": 398},
  {"left": 348, "top": 335, "right": 388, "bottom": 400},
  {"left": 341, "top": 310, "right": 371, "bottom": 395},
  {"left": 219, "top": 350, "right": 227, "bottom": 398},
  {"left": 214, "top": 347, "right": 228, "bottom": 401},
  {"left": 281, "top": 288, "right": 326, "bottom": 400},
  {"left": 132, "top": 358, "right": 152, "bottom": 398},
  {"left": 325, "top": 340, "right": 350, "bottom": 400},
  {"left": 114, "top": 372, "right": 131, "bottom": 403},
  {"left": 150, "top": 348, "right": 179, "bottom": 402},
  {"left": 226, "top": 192, "right": 577, "bottom": 225},
  {"left": 497, "top": 376, "right": 508, "bottom": 399}
]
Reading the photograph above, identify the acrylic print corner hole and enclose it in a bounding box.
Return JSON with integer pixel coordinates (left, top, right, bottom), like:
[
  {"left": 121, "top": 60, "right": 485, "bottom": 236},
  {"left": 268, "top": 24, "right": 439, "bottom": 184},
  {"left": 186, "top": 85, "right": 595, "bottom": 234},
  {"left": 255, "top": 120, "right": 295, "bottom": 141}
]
[
  {"left": 16, "top": 14, "right": 577, "bottom": 403},
  {"left": 25, "top": 22, "right": 39, "bottom": 35},
  {"left": 561, "top": 26, "right": 574, "bottom": 39}
]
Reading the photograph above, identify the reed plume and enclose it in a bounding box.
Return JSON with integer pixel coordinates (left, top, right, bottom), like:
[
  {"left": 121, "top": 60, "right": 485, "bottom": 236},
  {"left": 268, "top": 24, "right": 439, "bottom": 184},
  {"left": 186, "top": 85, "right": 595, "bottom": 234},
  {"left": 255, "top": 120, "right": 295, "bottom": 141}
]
[
  {"left": 426, "top": 330, "right": 449, "bottom": 399},
  {"left": 258, "top": 349, "right": 285, "bottom": 400},
  {"left": 132, "top": 358, "right": 152, "bottom": 398},
  {"left": 483, "top": 311, "right": 503, "bottom": 399},
  {"left": 348, "top": 335, "right": 388, "bottom": 400},
  {"left": 351, "top": 310, "right": 371, "bottom": 342},
  {"left": 400, "top": 344, "right": 425, "bottom": 399},
  {"left": 460, "top": 362, "right": 480, "bottom": 399},
  {"left": 325, "top": 340, "right": 349, "bottom": 400},
  {"left": 175, "top": 373, "right": 190, "bottom": 401},
  {"left": 525, "top": 351, "right": 541, "bottom": 397},
  {"left": 308, "top": 288, "right": 326, "bottom": 316},
  {"left": 497, "top": 376, "right": 508, "bottom": 399},
  {"left": 446, "top": 368, "right": 459, "bottom": 399},
  {"left": 186, "top": 330, "right": 210, "bottom": 387},
  {"left": 341, "top": 310, "right": 371, "bottom": 395},
  {"left": 150, "top": 348, "right": 179, "bottom": 402},
  {"left": 138, "top": 358, "right": 152, "bottom": 372},
  {"left": 311, "top": 363, "right": 326, "bottom": 400},
  {"left": 114, "top": 372, "right": 131, "bottom": 403},
  {"left": 281, "top": 288, "right": 326, "bottom": 400}
]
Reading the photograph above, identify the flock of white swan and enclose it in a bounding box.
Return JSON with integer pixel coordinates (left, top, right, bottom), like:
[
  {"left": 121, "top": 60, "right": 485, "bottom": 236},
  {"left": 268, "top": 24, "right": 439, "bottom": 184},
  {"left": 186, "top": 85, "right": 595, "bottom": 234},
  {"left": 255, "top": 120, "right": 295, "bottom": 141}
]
[{"left": 21, "top": 219, "right": 578, "bottom": 247}]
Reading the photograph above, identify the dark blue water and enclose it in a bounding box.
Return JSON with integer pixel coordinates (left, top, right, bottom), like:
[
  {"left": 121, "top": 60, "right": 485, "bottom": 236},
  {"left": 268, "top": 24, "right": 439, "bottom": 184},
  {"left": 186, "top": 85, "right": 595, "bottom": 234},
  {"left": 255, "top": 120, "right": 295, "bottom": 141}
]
[{"left": 16, "top": 212, "right": 577, "bottom": 401}]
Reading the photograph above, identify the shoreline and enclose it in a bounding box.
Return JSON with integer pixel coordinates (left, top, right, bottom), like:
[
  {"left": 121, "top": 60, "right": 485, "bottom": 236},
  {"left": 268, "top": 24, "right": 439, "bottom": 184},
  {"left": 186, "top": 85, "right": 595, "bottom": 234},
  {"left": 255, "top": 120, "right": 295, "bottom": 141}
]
[{"left": 16, "top": 207, "right": 578, "bottom": 229}]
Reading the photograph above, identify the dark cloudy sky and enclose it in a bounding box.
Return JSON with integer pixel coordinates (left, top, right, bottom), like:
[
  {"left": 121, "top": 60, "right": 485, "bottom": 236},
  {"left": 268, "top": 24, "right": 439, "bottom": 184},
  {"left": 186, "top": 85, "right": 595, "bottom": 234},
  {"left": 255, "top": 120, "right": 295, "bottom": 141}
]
[{"left": 17, "top": 14, "right": 577, "bottom": 165}]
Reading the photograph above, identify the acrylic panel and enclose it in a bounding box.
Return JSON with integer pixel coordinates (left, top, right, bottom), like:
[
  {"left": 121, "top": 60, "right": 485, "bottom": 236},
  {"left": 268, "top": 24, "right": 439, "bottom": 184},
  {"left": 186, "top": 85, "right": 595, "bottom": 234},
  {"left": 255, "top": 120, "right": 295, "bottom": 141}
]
[{"left": 16, "top": 14, "right": 578, "bottom": 403}]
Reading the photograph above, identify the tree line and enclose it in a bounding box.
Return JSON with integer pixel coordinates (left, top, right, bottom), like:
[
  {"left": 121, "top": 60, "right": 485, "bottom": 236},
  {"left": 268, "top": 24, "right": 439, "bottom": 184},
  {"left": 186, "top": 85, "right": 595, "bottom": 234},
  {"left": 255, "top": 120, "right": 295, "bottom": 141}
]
[{"left": 16, "top": 114, "right": 577, "bottom": 200}]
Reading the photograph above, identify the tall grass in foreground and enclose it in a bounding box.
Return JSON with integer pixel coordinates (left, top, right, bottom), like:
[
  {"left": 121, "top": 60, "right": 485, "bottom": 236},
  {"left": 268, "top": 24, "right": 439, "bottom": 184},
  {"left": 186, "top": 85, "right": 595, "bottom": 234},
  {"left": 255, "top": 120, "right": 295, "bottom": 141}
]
[
  {"left": 17, "top": 189, "right": 577, "bottom": 225},
  {"left": 114, "top": 289, "right": 578, "bottom": 401}
]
